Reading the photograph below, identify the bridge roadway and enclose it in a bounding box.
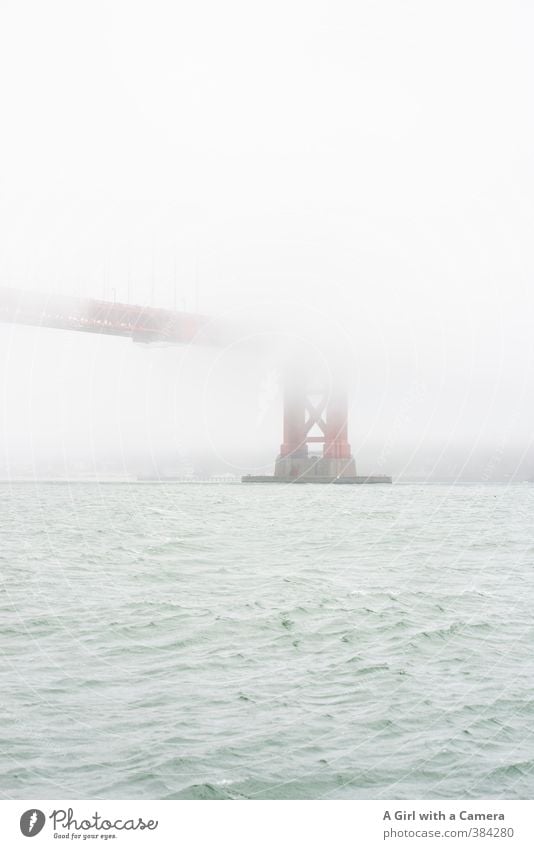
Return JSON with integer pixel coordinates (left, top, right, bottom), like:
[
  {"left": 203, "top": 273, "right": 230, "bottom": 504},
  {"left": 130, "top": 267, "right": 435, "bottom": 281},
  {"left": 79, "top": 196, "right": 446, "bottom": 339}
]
[{"left": 0, "top": 286, "right": 227, "bottom": 347}]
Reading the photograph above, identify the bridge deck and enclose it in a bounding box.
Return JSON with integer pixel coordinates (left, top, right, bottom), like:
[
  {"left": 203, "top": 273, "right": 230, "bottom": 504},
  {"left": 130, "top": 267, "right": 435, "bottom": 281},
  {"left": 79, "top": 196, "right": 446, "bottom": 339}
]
[{"left": 0, "top": 287, "right": 224, "bottom": 346}]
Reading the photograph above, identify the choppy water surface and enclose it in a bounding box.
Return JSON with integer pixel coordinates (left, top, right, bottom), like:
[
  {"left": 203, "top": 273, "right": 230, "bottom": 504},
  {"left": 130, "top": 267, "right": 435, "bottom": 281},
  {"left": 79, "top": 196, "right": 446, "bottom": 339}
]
[{"left": 1, "top": 482, "right": 534, "bottom": 799}]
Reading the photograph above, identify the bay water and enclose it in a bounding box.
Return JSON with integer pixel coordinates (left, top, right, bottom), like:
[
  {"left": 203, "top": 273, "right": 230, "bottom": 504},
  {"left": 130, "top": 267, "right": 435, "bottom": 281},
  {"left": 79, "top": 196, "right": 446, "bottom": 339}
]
[{"left": 1, "top": 482, "right": 533, "bottom": 799}]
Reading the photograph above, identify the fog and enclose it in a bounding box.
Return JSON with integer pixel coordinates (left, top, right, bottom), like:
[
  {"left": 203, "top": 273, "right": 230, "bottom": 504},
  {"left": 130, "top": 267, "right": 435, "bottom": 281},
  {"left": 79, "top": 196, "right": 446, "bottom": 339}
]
[{"left": 1, "top": 0, "right": 534, "bottom": 480}]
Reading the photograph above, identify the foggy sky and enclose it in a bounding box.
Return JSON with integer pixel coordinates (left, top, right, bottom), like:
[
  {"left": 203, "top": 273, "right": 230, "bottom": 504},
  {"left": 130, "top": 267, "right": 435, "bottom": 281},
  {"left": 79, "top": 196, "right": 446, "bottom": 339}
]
[{"left": 1, "top": 1, "right": 534, "bottom": 480}]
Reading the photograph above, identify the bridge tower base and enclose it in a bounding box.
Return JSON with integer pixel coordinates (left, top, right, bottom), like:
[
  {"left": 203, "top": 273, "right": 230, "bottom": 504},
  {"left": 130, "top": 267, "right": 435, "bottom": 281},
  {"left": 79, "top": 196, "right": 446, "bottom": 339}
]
[{"left": 242, "top": 364, "right": 391, "bottom": 485}]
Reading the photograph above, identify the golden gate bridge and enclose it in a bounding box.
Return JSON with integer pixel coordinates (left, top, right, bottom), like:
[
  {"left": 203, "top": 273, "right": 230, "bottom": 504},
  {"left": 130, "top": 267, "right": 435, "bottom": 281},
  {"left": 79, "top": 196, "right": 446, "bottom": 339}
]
[{"left": 0, "top": 287, "right": 390, "bottom": 484}]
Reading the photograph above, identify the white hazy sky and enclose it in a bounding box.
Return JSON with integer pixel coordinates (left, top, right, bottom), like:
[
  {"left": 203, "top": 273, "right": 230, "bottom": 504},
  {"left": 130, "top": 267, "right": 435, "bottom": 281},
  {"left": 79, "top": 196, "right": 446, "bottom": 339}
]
[{"left": 1, "top": 0, "right": 533, "bottom": 479}]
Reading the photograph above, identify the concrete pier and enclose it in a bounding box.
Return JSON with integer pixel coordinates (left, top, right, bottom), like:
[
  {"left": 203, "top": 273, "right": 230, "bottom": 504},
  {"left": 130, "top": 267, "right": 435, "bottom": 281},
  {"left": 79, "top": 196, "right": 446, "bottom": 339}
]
[
  {"left": 242, "top": 474, "right": 392, "bottom": 484},
  {"left": 242, "top": 455, "right": 391, "bottom": 484}
]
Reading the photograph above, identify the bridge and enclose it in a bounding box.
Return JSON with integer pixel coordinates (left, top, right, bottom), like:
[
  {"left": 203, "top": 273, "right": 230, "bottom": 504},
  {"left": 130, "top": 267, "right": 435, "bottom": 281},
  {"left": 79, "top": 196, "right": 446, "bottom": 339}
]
[{"left": 0, "top": 287, "right": 391, "bottom": 484}]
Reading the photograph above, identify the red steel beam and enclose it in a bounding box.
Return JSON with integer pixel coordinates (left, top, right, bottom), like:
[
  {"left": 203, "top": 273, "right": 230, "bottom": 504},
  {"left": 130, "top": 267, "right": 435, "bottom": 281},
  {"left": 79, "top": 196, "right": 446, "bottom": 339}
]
[{"left": 0, "top": 287, "right": 226, "bottom": 347}]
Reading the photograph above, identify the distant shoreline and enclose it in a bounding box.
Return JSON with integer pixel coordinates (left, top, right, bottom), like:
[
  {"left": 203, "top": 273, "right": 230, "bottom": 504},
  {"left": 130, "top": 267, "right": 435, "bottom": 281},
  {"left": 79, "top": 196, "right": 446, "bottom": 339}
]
[{"left": 0, "top": 478, "right": 531, "bottom": 485}]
